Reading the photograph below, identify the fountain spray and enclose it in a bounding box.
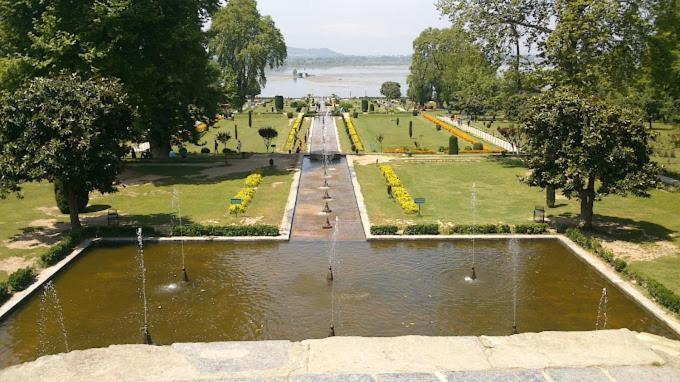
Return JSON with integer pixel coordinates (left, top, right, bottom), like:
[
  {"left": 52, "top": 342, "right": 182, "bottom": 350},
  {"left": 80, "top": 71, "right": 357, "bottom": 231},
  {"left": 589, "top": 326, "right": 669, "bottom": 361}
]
[
  {"left": 470, "top": 183, "right": 478, "bottom": 281},
  {"left": 327, "top": 217, "right": 339, "bottom": 282},
  {"left": 40, "top": 281, "right": 70, "bottom": 353},
  {"left": 595, "top": 288, "right": 608, "bottom": 330},
  {"left": 137, "top": 228, "right": 152, "bottom": 345},
  {"left": 173, "top": 188, "right": 188, "bottom": 282},
  {"left": 511, "top": 239, "right": 519, "bottom": 335}
]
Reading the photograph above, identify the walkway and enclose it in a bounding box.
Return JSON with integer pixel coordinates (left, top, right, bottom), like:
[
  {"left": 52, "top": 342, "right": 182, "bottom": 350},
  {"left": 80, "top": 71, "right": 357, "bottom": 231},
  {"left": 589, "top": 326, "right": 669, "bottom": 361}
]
[
  {"left": 290, "top": 102, "right": 365, "bottom": 241},
  {"left": 2, "top": 330, "right": 679, "bottom": 381},
  {"left": 439, "top": 116, "right": 516, "bottom": 152}
]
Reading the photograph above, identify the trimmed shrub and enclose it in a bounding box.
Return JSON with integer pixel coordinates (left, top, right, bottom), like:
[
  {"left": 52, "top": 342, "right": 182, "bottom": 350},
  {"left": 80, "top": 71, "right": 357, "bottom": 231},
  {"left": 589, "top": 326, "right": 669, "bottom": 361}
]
[
  {"left": 408, "top": 125, "right": 413, "bottom": 138},
  {"left": 286, "top": 112, "right": 294, "bottom": 118},
  {"left": 448, "top": 136, "right": 459, "bottom": 155},
  {"left": 8, "top": 267, "right": 36, "bottom": 292},
  {"left": 0, "top": 282, "right": 9, "bottom": 304},
  {"left": 40, "top": 234, "right": 80, "bottom": 266},
  {"left": 248, "top": 111, "right": 253, "bottom": 127},
  {"left": 81, "top": 226, "right": 161, "bottom": 238},
  {"left": 274, "top": 96, "right": 284, "bottom": 111},
  {"left": 497, "top": 224, "right": 512, "bottom": 234},
  {"left": 361, "top": 99, "right": 369, "bottom": 112},
  {"left": 404, "top": 224, "right": 439, "bottom": 235},
  {"left": 412, "top": 110, "right": 418, "bottom": 116},
  {"left": 54, "top": 179, "right": 89, "bottom": 214},
  {"left": 370, "top": 225, "right": 399, "bottom": 235},
  {"left": 369, "top": 104, "right": 375, "bottom": 112},
  {"left": 352, "top": 111, "right": 359, "bottom": 119},
  {"left": 200, "top": 148, "right": 210, "bottom": 154},
  {"left": 513, "top": 223, "right": 548, "bottom": 234},
  {"left": 645, "top": 278, "right": 680, "bottom": 314},
  {"left": 172, "top": 224, "right": 279, "bottom": 237},
  {"left": 472, "top": 143, "right": 484, "bottom": 151},
  {"left": 613, "top": 258, "right": 628, "bottom": 273},
  {"left": 451, "top": 224, "right": 498, "bottom": 234}
]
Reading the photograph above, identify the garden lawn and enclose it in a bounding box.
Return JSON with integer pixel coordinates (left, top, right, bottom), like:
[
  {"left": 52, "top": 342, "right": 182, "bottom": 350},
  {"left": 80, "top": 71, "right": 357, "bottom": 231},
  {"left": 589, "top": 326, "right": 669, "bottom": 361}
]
[
  {"left": 340, "top": 113, "right": 466, "bottom": 153},
  {"left": 0, "top": 161, "right": 294, "bottom": 280},
  {"left": 175, "top": 113, "right": 293, "bottom": 154},
  {"left": 355, "top": 157, "right": 680, "bottom": 294}
]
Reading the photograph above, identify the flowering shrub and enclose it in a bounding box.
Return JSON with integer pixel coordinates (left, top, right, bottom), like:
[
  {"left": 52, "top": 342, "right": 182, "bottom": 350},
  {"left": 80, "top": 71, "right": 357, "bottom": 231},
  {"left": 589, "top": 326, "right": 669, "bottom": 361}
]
[
  {"left": 284, "top": 114, "right": 304, "bottom": 151},
  {"left": 342, "top": 114, "right": 364, "bottom": 151},
  {"left": 229, "top": 171, "right": 263, "bottom": 215},
  {"left": 379, "top": 165, "right": 418, "bottom": 214}
]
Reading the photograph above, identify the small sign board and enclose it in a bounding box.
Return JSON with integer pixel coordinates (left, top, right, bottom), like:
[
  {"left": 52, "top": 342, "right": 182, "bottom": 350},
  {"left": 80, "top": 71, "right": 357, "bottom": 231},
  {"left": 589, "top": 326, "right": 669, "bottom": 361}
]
[
  {"left": 230, "top": 198, "right": 242, "bottom": 205},
  {"left": 414, "top": 198, "right": 426, "bottom": 205}
]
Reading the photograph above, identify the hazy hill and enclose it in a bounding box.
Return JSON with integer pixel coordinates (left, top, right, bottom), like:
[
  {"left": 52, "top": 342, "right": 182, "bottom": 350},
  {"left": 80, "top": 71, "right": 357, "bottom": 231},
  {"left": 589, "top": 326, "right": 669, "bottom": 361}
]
[{"left": 284, "top": 46, "right": 411, "bottom": 67}]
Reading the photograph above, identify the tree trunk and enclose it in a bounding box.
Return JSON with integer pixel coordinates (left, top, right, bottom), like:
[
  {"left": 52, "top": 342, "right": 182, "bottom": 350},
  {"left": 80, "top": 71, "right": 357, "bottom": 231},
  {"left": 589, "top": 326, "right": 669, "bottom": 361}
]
[
  {"left": 65, "top": 186, "right": 82, "bottom": 234},
  {"left": 579, "top": 177, "right": 596, "bottom": 230},
  {"left": 150, "top": 136, "right": 171, "bottom": 159},
  {"left": 513, "top": 27, "right": 522, "bottom": 92},
  {"left": 649, "top": 117, "right": 653, "bottom": 130},
  {"left": 546, "top": 186, "right": 556, "bottom": 208}
]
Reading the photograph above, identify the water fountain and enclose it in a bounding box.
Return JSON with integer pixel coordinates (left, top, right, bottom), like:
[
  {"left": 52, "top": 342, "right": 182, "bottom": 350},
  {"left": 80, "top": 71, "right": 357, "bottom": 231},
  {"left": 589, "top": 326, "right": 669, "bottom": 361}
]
[
  {"left": 327, "top": 217, "right": 339, "bottom": 282},
  {"left": 38, "top": 281, "right": 69, "bottom": 354},
  {"left": 322, "top": 202, "right": 332, "bottom": 214},
  {"left": 466, "top": 183, "right": 478, "bottom": 281},
  {"left": 596, "top": 288, "right": 608, "bottom": 330},
  {"left": 172, "top": 188, "right": 188, "bottom": 282},
  {"left": 137, "top": 228, "right": 152, "bottom": 345},
  {"left": 510, "top": 239, "right": 519, "bottom": 335},
  {"left": 322, "top": 190, "right": 332, "bottom": 200}
]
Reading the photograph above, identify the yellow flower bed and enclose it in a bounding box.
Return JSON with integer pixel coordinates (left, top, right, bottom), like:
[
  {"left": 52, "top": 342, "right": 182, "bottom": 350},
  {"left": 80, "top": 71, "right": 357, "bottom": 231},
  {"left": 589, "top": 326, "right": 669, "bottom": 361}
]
[
  {"left": 422, "top": 113, "right": 481, "bottom": 147},
  {"left": 342, "top": 114, "right": 364, "bottom": 152},
  {"left": 284, "top": 114, "right": 304, "bottom": 151},
  {"left": 379, "top": 165, "right": 418, "bottom": 214},
  {"left": 229, "top": 172, "right": 264, "bottom": 215}
]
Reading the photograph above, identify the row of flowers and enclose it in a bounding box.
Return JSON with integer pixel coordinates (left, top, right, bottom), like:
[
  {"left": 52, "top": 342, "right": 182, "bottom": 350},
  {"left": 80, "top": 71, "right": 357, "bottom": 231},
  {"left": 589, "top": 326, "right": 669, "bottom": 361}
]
[
  {"left": 342, "top": 114, "right": 365, "bottom": 152},
  {"left": 421, "top": 113, "right": 484, "bottom": 150},
  {"left": 284, "top": 114, "right": 304, "bottom": 152},
  {"left": 379, "top": 165, "right": 419, "bottom": 214},
  {"left": 229, "top": 171, "right": 263, "bottom": 215}
]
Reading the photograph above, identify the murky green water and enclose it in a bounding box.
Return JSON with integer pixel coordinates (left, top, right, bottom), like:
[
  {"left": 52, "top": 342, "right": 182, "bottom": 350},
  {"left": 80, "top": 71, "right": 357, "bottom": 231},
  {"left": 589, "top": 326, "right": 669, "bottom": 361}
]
[{"left": 0, "top": 239, "right": 676, "bottom": 367}]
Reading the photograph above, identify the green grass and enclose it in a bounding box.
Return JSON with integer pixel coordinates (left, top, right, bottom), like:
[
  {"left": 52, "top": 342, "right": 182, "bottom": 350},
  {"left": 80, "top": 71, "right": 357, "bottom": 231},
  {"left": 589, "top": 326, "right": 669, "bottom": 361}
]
[
  {"left": 340, "top": 114, "right": 466, "bottom": 153},
  {"left": 174, "top": 113, "right": 294, "bottom": 154},
  {"left": 0, "top": 162, "right": 294, "bottom": 272},
  {"left": 355, "top": 157, "right": 680, "bottom": 294}
]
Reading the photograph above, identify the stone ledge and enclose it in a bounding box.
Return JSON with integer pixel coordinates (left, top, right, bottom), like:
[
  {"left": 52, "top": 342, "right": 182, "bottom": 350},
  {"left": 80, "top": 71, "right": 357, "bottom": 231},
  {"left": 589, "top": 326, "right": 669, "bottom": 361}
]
[{"left": 1, "top": 330, "right": 678, "bottom": 381}]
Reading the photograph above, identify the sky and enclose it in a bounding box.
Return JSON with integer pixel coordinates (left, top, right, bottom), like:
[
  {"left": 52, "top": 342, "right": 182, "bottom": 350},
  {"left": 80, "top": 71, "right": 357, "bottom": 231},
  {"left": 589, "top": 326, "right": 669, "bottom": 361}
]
[{"left": 255, "top": 0, "right": 451, "bottom": 56}]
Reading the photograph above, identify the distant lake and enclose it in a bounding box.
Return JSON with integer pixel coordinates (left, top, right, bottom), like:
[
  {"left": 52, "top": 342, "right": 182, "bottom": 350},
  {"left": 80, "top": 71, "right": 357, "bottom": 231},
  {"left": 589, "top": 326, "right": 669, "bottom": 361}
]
[{"left": 262, "top": 65, "right": 410, "bottom": 98}]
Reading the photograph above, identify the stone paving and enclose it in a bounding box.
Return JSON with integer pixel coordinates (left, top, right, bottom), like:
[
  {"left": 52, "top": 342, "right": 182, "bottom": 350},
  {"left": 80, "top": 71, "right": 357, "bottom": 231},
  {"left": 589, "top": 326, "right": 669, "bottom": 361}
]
[{"left": 2, "top": 330, "right": 679, "bottom": 381}]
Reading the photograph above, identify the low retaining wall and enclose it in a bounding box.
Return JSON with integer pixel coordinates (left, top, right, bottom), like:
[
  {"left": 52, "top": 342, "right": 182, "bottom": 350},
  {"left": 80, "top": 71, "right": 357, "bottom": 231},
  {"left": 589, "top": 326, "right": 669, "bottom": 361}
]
[{"left": 2, "top": 330, "right": 679, "bottom": 380}]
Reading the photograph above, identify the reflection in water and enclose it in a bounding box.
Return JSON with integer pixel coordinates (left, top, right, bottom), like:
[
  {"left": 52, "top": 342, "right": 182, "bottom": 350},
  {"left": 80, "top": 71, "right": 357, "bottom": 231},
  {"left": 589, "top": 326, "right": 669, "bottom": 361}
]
[{"left": 0, "top": 239, "right": 676, "bottom": 367}]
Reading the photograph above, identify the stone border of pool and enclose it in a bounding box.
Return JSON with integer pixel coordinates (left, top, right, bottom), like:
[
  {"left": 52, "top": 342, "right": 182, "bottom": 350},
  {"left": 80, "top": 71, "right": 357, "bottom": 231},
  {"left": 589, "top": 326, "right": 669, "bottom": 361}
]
[
  {"left": 2, "top": 330, "right": 679, "bottom": 380},
  {"left": 346, "top": 154, "right": 680, "bottom": 337}
]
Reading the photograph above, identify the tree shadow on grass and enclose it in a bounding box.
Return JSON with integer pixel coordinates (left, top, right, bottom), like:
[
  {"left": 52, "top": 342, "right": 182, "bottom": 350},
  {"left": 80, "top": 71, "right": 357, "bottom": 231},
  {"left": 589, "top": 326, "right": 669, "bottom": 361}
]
[
  {"left": 554, "top": 212, "right": 676, "bottom": 244},
  {"left": 487, "top": 156, "right": 527, "bottom": 169},
  {"left": 121, "top": 156, "right": 298, "bottom": 187}
]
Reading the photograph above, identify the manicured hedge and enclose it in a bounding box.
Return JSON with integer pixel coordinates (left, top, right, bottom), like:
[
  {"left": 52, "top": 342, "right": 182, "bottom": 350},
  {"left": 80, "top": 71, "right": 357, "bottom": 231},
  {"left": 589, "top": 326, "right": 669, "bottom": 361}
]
[
  {"left": 172, "top": 224, "right": 279, "bottom": 237},
  {"left": 370, "top": 225, "right": 399, "bottom": 235},
  {"left": 451, "top": 224, "right": 499, "bottom": 234},
  {"left": 404, "top": 224, "right": 439, "bottom": 235},
  {"left": 40, "top": 234, "right": 80, "bottom": 266},
  {"left": 8, "top": 267, "right": 36, "bottom": 292},
  {"left": 0, "top": 282, "right": 9, "bottom": 304},
  {"left": 513, "top": 223, "right": 548, "bottom": 234}
]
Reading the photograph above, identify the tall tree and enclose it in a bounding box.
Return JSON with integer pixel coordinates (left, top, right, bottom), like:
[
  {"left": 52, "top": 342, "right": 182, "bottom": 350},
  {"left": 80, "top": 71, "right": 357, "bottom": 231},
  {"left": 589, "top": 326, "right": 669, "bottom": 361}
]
[
  {"left": 380, "top": 81, "right": 402, "bottom": 100},
  {"left": 0, "top": 0, "right": 222, "bottom": 157},
  {"left": 522, "top": 88, "right": 659, "bottom": 229},
  {"left": 436, "top": 0, "right": 554, "bottom": 92},
  {"left": 0, "top": 74, "right": 135, "bottom": 233},
  {"left": 408, "top": 27, "right": 498, "bottom": 112},
  {"left": 209, "top": 0, "right": 287, "bottom": 109},
  {"left": 546, "top": 0, "right": 659, "bottom": 93}
]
